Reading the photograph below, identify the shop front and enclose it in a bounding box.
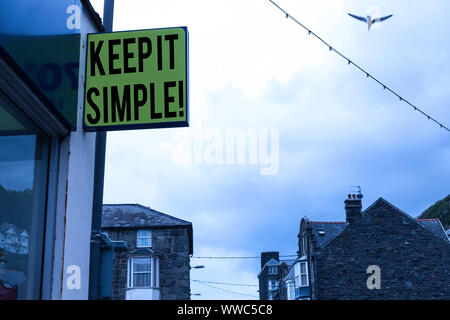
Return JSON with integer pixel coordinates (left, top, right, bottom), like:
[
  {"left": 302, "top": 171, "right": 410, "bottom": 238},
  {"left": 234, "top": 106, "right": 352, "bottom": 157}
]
[{"left": 0, "top": 0, "right": 103, "bottom": 299}]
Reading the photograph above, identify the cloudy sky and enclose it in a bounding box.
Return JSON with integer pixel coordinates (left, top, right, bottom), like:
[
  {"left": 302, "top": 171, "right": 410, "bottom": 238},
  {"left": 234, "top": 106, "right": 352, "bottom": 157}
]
[{"left": 90, "top": 0, "right": 450, "bottom": 299}]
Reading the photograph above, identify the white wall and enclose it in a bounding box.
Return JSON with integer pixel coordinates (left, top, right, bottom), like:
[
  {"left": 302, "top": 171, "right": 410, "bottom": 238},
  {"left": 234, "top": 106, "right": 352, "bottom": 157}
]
[
  {"left": 51, "top": 2, "right": 100, "bottom": 300},
  {"left": 126, "top": 288, "right": 161, "bottom": 300}
]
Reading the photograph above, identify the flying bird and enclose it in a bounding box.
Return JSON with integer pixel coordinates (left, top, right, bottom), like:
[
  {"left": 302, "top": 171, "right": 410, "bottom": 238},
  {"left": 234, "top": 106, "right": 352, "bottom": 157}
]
[{"left": 348, "top": 13, "right": 393, "bottom": 30}]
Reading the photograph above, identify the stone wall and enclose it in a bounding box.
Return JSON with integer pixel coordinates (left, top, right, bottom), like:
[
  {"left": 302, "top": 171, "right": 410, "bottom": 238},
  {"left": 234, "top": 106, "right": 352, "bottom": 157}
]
[
  {"left": 106, "top": 227, "right": 191, "bottom": 300},
  {"left": 258, "top": 267, "right": 275, "bottom": 300},
  {"left": 313, "top": 199, "right": 450, "bottom": 299},
  {"left": 258, "top": 252, "right": 292, "bottom": 300}
]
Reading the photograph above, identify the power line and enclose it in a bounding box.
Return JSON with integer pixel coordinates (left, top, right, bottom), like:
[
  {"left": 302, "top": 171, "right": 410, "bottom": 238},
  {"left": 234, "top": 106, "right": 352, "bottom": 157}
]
[
  {"left": 192, "top": 280, "right": 259, "bottom": 298},
  {"left": 267, "top": 0, "right": 450, "bottom": 133},
  {"left": 191, "top": 279, "right": 259, "bottom": 287},
  {"left": 153, "top": 253, "right": 298, "bottom": 261}
]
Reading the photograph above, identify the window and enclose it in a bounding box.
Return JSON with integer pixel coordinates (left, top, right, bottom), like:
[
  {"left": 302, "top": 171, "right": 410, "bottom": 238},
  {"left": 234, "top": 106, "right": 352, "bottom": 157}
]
[
  {"left": 268, "top": 266, "right": 277, "bottom": 275},
  {"left": 294, "top": 261, "right": 308, "bottom": 288},
  {"left": 300, "top": 262, "right": 308, "bottom": 286},
  {"left": 136, "top": 230, "right": 151, "bottom": 248},
  {"left": 0, "top": 102, "right": 50, "bottom": 299},
  {"left": 0, "top": 46, "right": 72, "bottom": 300},
  {"left": 128, "top": 257, "right": 159, "bottom": 288},
  {"left": 286, "top": 281, "right": 295, "bottom": 300},
  {"left": 301, "top": 235, "right": 307, "bottom": 256},
  {"left": 268, "top": 279, "right": 278, "bottom": 291}
]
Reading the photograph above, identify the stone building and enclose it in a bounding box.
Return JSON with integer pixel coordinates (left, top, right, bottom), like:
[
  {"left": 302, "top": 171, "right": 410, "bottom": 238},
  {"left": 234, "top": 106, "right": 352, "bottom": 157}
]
[
  {"left": 293, "top": 195, "right": 450, "bottom": 300},
  {"left": 258, "top": 251, "right": 294, "bottom": 300},
  {"left": 102, "top": 204, "right": 193, "bottom": 300}
]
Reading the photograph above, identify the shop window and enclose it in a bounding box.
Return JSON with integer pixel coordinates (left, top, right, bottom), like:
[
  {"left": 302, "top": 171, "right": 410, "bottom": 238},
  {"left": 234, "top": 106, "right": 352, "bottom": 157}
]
[{"left": 0, "top": 100, "right": 49, "bottom": 299}]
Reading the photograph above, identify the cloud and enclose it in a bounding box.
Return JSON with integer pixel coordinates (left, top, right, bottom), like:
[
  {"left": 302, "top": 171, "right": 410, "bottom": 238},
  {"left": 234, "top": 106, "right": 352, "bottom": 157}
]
[{"left": 93, "top": 0, "right": 450, "bottom": 299}]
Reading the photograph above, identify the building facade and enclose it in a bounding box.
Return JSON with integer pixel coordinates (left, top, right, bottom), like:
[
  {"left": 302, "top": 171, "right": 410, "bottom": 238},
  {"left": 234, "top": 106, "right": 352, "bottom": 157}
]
[
  {"left": 102, "top": 204, "right": 193, "bottom": 300},
  {"left": 0, "top": 0, "right": 106, "bottom": 299},
  {"left": 293, "top": 195, "right": 450, "bottom": 300},
  {"left": 258, "top": 251, "right": 294, "bottom": 300}
]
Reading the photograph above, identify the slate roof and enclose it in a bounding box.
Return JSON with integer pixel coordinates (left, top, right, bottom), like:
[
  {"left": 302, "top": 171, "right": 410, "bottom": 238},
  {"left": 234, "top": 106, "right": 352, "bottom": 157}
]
[
  {"left": 283, "top": 266, "right": 295, "bottom": 282},
  {"left": 310, "top": 221, "right": 347, "bottom": 248},
  {"left": 280, "top": 259, "right": 296, "bottom": 266},
  {"left": 102, "top": 204, "right": 193, "bottom": 255},
  {"left": 309, "top": 198, "right": 449, "bottom": 248},
  {"left": 102, "top": 204, "right": 192, "bottom": 229}
]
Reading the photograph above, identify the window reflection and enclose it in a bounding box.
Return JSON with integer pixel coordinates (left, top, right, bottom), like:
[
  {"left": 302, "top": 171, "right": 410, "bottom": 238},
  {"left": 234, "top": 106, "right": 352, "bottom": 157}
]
[{"left": 0, "top": 104, "right": 48, "bottom": 299}]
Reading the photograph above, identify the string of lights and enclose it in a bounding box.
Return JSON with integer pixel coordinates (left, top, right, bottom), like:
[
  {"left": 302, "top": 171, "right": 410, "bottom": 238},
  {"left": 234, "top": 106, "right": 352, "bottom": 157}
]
[
  {"left": 267, "top": 0, "right": 450, "bottom": 133},
  {"left": 191, "top": 254, "right": 297, "bottom": 259},
  {"left": 192, "top": 280, "right": 259, "bottom": 298},
  {"left": 191, "top": 279, "right": 259, "bottom": 287}
]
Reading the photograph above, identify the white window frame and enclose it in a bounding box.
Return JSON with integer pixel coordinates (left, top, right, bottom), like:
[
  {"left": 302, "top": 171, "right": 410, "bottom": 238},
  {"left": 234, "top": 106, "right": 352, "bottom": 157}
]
[
  {"left": 127, "top": 256, "right": 159, "bottom": 289},
  {"left": 299, "top": 261, "right": 308, "bottom": 287},
  {"left": 136, "top": 230, "right": 152, "bottom": 248},
  {"left": 294, "top": 261, "right": 309, "bottom": 288},
  {"left": 286, "top": 281, "right": 295, "bottom": 300}
]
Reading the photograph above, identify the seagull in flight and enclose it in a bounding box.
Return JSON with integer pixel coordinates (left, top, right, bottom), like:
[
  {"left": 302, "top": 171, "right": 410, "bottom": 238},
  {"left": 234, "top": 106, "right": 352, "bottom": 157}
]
[{"left": 348, "top": 13, "right": 393, "bottom": 30}]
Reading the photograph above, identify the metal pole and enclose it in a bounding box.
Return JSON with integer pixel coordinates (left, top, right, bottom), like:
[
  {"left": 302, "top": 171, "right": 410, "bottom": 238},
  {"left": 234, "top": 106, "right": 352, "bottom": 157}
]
[
  {"left": 88, "top": 0, "right": 114, "bottom": 300},
  {"left": 103, "top": 0, "right": 115, "bottom": 32}
]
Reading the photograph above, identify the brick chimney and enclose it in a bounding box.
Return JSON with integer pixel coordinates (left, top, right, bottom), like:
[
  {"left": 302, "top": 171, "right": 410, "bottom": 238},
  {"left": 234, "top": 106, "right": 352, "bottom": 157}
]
[
  {"left": 345, "top": 194, "right": 362, "bottom": 224},
  {"left": 261, "top": 251, "right": 279, "bottom": 269}
]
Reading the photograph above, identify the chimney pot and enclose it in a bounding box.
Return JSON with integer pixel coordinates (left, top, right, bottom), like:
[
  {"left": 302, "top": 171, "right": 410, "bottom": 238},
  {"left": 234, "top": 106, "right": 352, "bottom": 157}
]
[{"left": 345, "top": 196, "right": 362, "bottom": 224}]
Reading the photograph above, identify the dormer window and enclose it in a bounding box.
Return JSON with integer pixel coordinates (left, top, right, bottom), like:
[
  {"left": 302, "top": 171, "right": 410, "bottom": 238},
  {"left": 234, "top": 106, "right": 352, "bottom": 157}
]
[
  {"left": 268, "top": 266, "right": 277, "bottom": 275},
  {"left": 136, "top": 230, "right": 152, "bottom": 248}
]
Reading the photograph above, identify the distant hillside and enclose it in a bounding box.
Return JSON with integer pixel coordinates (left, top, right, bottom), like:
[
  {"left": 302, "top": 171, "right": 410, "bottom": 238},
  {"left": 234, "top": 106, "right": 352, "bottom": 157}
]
[
  {"left": 0, "top": 184, "right": 33, "bottom": 230},
  {"left": 419, "top": 195, "right": 450, "bottom": 230}
]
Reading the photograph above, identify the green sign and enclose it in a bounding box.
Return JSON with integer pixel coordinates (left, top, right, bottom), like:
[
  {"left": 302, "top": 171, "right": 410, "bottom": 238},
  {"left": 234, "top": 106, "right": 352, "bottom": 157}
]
[{"left": 84, "top": 27, "right": 188, "bottom": 131}]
